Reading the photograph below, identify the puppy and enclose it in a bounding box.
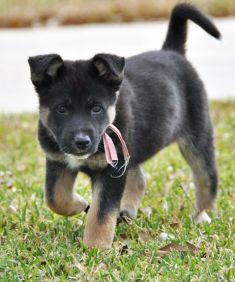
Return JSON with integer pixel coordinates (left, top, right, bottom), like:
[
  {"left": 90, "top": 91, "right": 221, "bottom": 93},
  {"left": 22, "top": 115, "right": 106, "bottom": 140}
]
[{"left": 28, "top": 4, "right": 220, "bottom": 249}]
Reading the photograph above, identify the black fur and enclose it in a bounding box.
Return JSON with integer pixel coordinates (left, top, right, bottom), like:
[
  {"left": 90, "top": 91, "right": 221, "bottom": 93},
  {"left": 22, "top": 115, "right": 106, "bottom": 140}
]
[
  {"left": 28, "top": 4, "right": 219, "bottom": 246},
  {"left": 162, "top": 3, "right": 221, "bottom": 54}
]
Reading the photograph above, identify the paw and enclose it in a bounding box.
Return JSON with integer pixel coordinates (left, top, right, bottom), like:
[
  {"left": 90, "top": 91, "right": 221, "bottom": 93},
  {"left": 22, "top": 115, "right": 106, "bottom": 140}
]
[
  {"left": 46, "top": 191, "right": 89, "bottom": 216},
  {"left": 84, "top": 208, "right": 117, "bottom": 249},
  {"left": 120, "top": 208, "right": 137, "bottom": 219},
  {"left": 83, "top": 222, "right": 114, "bottom": 249},
  {"left": 117, "top": 208, "right": 136, "bottom": 224},
  {"left": 72, "top": 194, "right": 89, "bottom": 214},
  {"left": 193, "top": 210, "right": 212, "bottom": 224},
  {"left": 83, "top": 236, "right": 112, "bottom": 249}
]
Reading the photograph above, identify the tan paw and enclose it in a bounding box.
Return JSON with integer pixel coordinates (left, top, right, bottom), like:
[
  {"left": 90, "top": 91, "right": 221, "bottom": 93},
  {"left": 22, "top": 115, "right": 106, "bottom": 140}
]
[{"left": 83, "top": 208, "right": 117, "bottom": 249}]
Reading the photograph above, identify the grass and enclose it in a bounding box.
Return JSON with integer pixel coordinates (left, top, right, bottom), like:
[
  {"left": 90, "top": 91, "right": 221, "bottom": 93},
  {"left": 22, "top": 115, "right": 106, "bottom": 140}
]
[
  {"left": 0, "top": 0, "right": 235, "bottom": 28},
  {"left": 0, "top": 101, "right": 235, "bottom": 281}
]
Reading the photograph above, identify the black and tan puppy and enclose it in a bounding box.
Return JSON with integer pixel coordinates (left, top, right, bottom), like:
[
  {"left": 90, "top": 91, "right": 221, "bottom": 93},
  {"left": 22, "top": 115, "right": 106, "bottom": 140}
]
[{"left": 28, "top": 4, "right": 220, "bottom": 249}]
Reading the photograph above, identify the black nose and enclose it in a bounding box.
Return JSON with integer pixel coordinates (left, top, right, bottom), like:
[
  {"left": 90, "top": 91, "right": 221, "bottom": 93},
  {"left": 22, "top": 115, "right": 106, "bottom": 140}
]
[{"left": 74, "top": 134, "right": 91, "bottom": 151}]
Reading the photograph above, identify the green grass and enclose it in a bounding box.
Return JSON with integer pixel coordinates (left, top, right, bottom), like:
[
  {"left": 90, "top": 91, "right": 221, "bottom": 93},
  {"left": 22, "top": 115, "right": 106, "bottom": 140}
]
[{"left": 0, "top": 101, "right": 235, "bottom": 281}]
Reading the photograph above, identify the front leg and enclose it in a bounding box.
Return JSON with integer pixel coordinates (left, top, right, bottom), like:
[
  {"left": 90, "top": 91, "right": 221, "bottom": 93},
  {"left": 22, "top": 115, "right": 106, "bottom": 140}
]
[
  {"left": 45, "top": 159, "right": 88, "bottom": 216},
  {"left": 83, "top": 168, "right": 127, "bottom": 249},
  {"left": 120, "top": 166, "right": 146, "bottom": 219}
]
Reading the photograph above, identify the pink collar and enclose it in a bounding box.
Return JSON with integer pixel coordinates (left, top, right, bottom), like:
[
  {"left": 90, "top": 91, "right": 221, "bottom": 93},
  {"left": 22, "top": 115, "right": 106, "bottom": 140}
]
[{"left": 103, "top": 124, "right": 130, "bottom": 173}]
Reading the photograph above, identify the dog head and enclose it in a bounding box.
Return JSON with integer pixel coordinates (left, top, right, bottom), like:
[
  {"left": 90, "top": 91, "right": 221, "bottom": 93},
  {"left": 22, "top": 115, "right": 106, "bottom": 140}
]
[{"left": 28, "top": 53, "right": 125, "bottom": 159}]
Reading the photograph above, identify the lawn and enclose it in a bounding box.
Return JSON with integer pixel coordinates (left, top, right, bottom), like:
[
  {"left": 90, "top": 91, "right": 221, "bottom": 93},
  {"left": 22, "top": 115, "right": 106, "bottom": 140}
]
[{"left": 0, "top": 101, "right": 234, "bottom": 281}]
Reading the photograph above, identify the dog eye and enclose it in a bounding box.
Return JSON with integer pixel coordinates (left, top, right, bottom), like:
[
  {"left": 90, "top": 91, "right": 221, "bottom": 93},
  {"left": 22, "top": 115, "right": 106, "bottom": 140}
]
[
  {"left": 56, "top": 104, "right": 68, "bottom": 114},
  {"left": 91, "top": 105, "right": 102, "bottom": 114}
]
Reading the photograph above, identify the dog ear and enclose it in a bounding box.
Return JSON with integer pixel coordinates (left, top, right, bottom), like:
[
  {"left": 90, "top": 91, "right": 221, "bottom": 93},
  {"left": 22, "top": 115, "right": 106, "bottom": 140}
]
[
  {"left": 92, "top": 53, "right": 125, "bottom": 85},
  {"left": 28, "top": 54, "right": 64, "bottom": 86}
]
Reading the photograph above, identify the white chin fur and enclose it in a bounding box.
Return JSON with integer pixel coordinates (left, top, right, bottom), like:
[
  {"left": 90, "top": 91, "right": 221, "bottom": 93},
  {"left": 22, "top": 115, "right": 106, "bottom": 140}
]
[{"left": 65, "top": 154, "right": 89, "bottom": 169}]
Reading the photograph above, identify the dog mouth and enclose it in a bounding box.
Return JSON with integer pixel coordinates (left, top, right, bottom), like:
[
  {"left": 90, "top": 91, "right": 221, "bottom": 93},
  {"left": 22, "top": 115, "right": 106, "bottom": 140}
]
[{"left": 60, "top": 145, "right": 94, "bottom": 158}]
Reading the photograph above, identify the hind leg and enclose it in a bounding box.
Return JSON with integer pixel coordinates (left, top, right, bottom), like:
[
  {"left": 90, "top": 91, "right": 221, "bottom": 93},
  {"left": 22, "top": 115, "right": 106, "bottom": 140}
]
[
  {"left": 178, "top": 133, "right": 218, "bottom": 212},
  {"left": 120, "top": 166, "right": 147, "bottom": 219}
]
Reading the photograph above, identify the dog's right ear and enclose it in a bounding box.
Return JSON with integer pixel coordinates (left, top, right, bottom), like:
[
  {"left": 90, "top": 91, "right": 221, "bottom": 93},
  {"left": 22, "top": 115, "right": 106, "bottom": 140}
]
[
  {"left": 28, "top": 54, "right": 64, "bottom": 87},
  {"left": 91, "top": 53, "right": 125, "bottom": 86}
]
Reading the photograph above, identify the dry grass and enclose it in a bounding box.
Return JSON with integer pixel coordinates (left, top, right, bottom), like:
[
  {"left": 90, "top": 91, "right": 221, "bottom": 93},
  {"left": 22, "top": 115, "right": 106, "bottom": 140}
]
[{"left": 0, "top": 0, "right": 235, "bottom": 28}]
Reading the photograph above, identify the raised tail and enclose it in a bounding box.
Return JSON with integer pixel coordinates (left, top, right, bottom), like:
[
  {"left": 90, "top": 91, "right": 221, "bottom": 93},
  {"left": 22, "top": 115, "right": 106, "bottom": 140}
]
[{"left": 162, "top": 4, "right": 221, "bottom": 55}]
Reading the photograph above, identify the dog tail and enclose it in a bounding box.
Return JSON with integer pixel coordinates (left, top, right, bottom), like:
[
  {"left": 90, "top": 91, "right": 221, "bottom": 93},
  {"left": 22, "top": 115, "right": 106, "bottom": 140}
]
[{"left": 162, "top": 4, "right": 221, "bottom": 55}]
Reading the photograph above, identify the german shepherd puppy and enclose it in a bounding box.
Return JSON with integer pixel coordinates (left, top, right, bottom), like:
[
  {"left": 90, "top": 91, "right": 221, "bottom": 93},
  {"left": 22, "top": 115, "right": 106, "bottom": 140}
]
[{"left": 28, "top": 4, "right": 220, "bottom": 249}]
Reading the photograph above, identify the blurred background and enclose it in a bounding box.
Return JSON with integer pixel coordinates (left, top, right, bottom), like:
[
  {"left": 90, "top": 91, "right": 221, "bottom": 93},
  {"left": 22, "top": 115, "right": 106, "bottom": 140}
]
[
  {"left": 0, "top": 0, "right": 235, "bottom": 112},
  {"left": 1, "top": 0, "right": 235, "bottom": 28}
]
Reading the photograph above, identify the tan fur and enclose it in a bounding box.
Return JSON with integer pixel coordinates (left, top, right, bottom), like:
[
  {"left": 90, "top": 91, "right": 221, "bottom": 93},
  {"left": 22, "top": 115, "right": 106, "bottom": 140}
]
[
  {"left": 39, "top": 107, "right": 65, "bottom": 163},
  {"left": 120, "top": 166, "right": 147, "bottom": 218},
  {"left": 178, "top": 139, "right": 216, "bottom": 211},
  {"left": 45, "top": 169, "right": 88, "bottom": 216},
  {"left": 45, "top": 151, "right": 65, "bottom": 162},
  {"left": 85, "top": 153, "right": 107, "bottom": 170},
  {"left": 39, "top": 106, "right": 58, "bottom": 141},
  {"left": 194, "top": 171, "right": 216, "bottom": 211},
  {"left": 46, "top": 149, "right": 108, "bottom": 172},
  {"left": 65, "top": 154, "right": 89, "bottom": 170},
  {"left": 39, "top": 106, "right": 49, "bottom": 127},
  {"left": 65, "top": 152, "right": 108, "bottom": 171},
  {"left": 83, "top": 183, "right": 118, "bottom": 249},
  {"left": 107, "top": 104, "right": 116, "bottom": 124}
]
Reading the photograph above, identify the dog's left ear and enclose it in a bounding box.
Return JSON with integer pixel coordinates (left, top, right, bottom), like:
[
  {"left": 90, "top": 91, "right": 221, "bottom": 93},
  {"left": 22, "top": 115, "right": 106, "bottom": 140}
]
[
  {"left": 28, "top": 54, "right": 64, "bottom": 87},
  {"left": 92, "top": 53, "right": 125, "bottom": 86}
]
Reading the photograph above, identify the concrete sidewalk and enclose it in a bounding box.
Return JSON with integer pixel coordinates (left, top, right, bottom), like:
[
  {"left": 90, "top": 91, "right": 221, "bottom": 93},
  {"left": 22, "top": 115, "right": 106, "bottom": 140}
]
[{"left": 0, "top": 18, "right": 234, "bottom": 112}]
